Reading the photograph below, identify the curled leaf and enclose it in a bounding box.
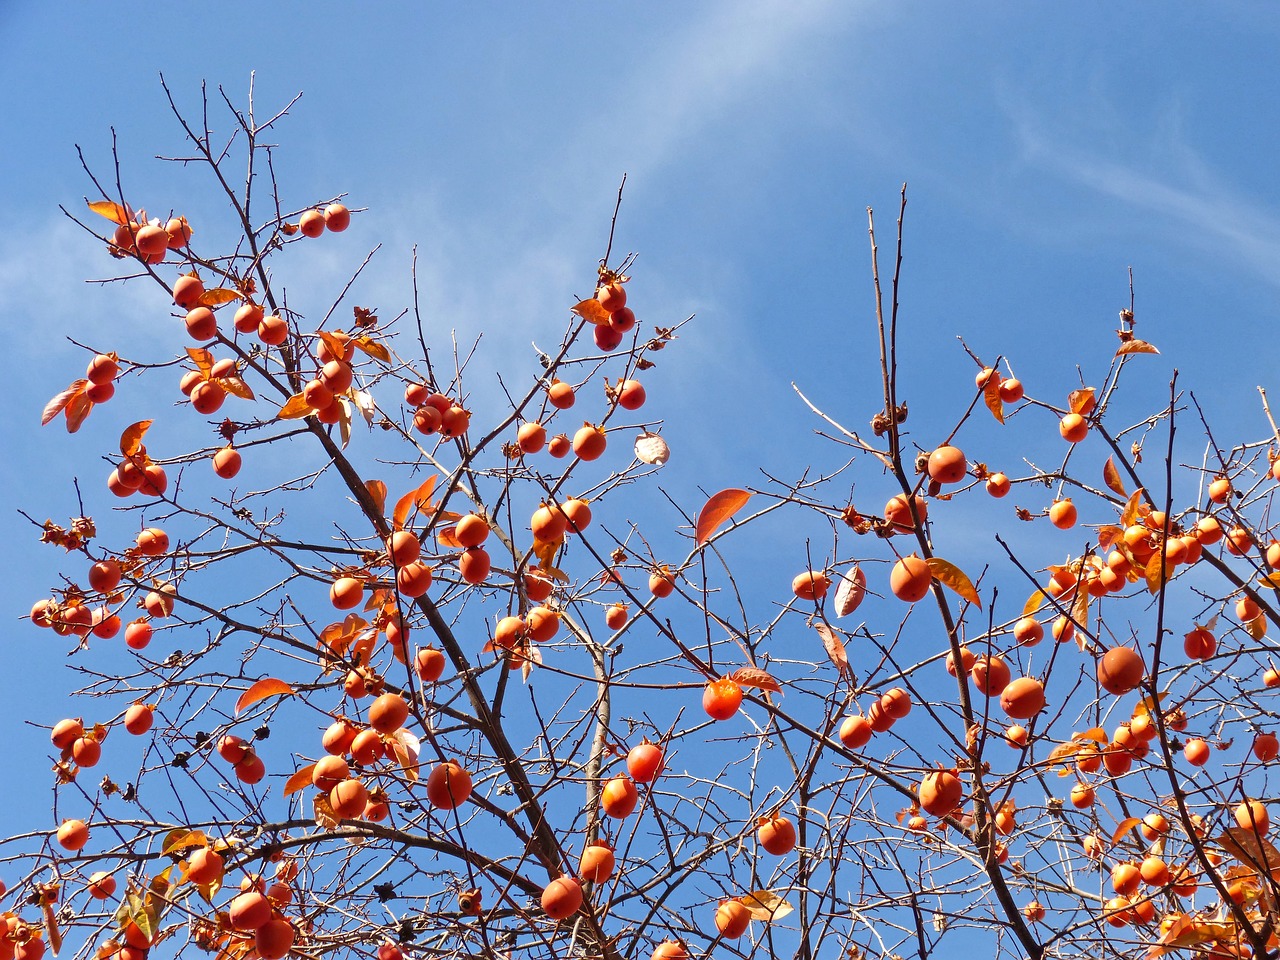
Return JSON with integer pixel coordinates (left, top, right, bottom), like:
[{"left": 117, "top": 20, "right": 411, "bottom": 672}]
[
  {"left": 284, "top": 764, "right": 317, "bottom": 797},
  {"left": 185, "top": 347, "right": 214, "bottom": 377},
  {"left": 1111, "top": 816, "right": 1142, "bottom": 847},
  {"left": 695, "top": 489, "right": 751, "bottom": 546},
  {"left": 982, "top": 377, "right": 1004, "bottom": 424},
  {"left": 833, "top": 566, "right": 867, "bottom": 617},
  {"left": 571, "top": 298, "right": 611, "bottom": 325},
  {"left": 353, "top": 336, "right": 391, "bottom": 363},
  {"left": 1022, "top": 589, "right": 1049, "bottom": 619},
  {"left": 217, "top": 376, "right": 255, "bottom": 401},
  {"left": 1219, "top": 827, "right": 1280, "bottom": 874},
  {"left": 235, "top": 677, "right": 295, "bottom": 715},
  {"left": 741, "top": 889, "right": 794, "bottom": 921},
  {"left": 1116, "top": 339, "right": 1159, "bottom": 356},
  {"left": 161, "top": 830, "right": 209, "bottom": 854},
  {"left": 813, "top": 623, "right": 850, "bottom": 676},
  {"left": 64, "top": 391, "right": 94, "bottom": 433},
  {"left": 120, "top": 420, "right": 153, "bottom": 458},
  {"left": 926, "top": 557, "right": 980, "bottom": 608},
  {"left": 1103, "top": 457, "right": 1127, "bottom": 496},
  {"left": 196, "top": 288, "right": 242, "bottom": 307},
  {"left": 1068, "top": 387, "right": 1097, "bottom": 416},
  {"left": 1120, "top": 488, "right": 1145, "bottom": 528},
  {"left": 278, "top": 393, "right": 314, "bottom": 419},
  {"left": 392, "top": 475, "right": 437, "bottom": 530},
  {"left": 634, "top": 431, "right": 670, "bottom": 465},
  {"left": 365, "top": 480, "right": 387, "bottom": 516},
  {"left": 313, "top": 793, "right": 339, "bottom": 829},
  {"left": 42, "top": 380, "right": 88, "bottom": 427},
  {"left": 730, "top": 666, "right": 782, "bottom": 694}
]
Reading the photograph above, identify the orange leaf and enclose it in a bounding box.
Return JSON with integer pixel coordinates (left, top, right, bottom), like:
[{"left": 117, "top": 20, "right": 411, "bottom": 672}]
[
  {"left": 1246, "top": 613, "right": 1267, "bottom": 641},
  {"left": 532, "top": 538, "right": 561, "bottom": 572},
  {"left": 1258, "top": 572, "right": 1280, "bottom": 591},
  {"left": 813, "top": 623, "right": 850, "bottom": 676},
  {"left": 1097, "top": 524, "right": 1124, "bottom": 550},
  {"left": 392, "top": 475, "right": 437, "bottom": 530},
  {"left": 1069, "top": 387, "right": 1097, "bottom": 416},
  {"left": 982, "top": 377, "right": 1005, "bottom": 424},
  {"left": 1144, "top": 552, "right": 1172, "bottom": 594},
  {"left": 1116, "top": 339, "right": 1159, "bottom": 356},
  {"left": 833, "top": 566, "right": 867, "bottom": 617},
  {"left": 87, "top": 199, "right": 130, "bottom": 224},
  {"left": 436, "top": 524, "right": 464, "bottom": 550},
  {"left": 284, "top": 764, "right": 317, "bottom": 797},
  {"left": 571, "top": 298, "right": 611, "bottom": 325},
  {"left": 1111, "top": 816, "right": 1142, "bottom": 847},
  {"left": 316, "top": 330, "right": 350, "bottom": 359},
  {"left": 1103, "top": 457, "right": 1127, "bottom": 496},
  {"left": 196, "top": 288, "right": 242, "bottom": 307},
  {"left": 162, "top": 830, "right": 209, "bottom": 854},
  {"left": 118, "top": 420, "right": 153, "bottom": 458},
  {"left": 186, "top": 347, "right": 214, "bottom": 377},
  {"left": 278, "top": 394, "right": 314, "bottom": 419},
  {"left": 1219, "top": 827, "right": 1280, "bottom": 874},
  {"left": 65, "top": 391, "right": 94, "bottom": 433},
  {"left": 695, "top": 489, "right": 752, "bottom": 546},
  {"left": 234, "top": 678, "right": 295, "bottom": 715},
  {"left": 365, "top": 480, "right": 387, "bottom": 516},
  {"left": 353, "top": 336, "right": 391, "bottom": 363},
  {"left": 42, "top": 380, "right": 88, "bottom": 426},
  {"left": 730, "top": 666, "right": 782, "bottom": 694},
  {"left": 926, "top": 557, "right": 981, "bottom": 608},
  {"left": 1120, "top": 488, "right": 1144, "bottom": 527},
  {"left": 217, "top": 376, "right": 255, "bottom": 401}
]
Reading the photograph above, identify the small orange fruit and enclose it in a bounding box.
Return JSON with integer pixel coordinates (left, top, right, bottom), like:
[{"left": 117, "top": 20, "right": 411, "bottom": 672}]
[
  {"left": 986, "top": 472, "right": 1010, "bottom": 498},
  {"left": 573, "top": 424, "right": 607, "bottom": 461},
  {"left": 1097, "top": 646, "right": 1144, "bottom": 695},
  {"left": 927, "top": 445, "right": 967, "bottom": 484},
  {"left": 889, "top": 554, "right": 932, "bottom": 602},
  {"left": 1059, "top": 413, "right": 1088, "bottom": 443},
  {"left": 919, "top": 769, "right": 962, "bottom": 817},
  {"left": 702, "top": 677, "right": 742, "bottom": 720},
  {"left": 541, "top": 876, "right": 583, "bottom": 920},
  {"left": 600, "top": 774, "right": 639, "bottom": 819},
  {"left": 547, "top": 380, "right": 575, "bottom": 409},
  {"left": 715, "top": 898, "right": 752, "bottom": 938},
  {"left": 1049, "top": 499, "right": 1077, "bottom": 529},
  {"left": 791, "top": 570, "right": 831, "bottom": 601},
  {"left": 517, "top": 421, "right": 546, "bottom": 453},
  {"left": 426, "top": 760, "right": 472, "bottom": 809},
  {"left": 299, "top": 209, "right": 326, "bottom": 237},
  {"left": 330, "top": 576, "right": 364, "bottom": 610},
  {"left": 579, "top": 842, "right": 615, "bottom": 882},
  {"left": 757, "top": 813, "right": 797, "bottom": 855},
  {"left": 324, "top": 203, "right": 351, "bottom": 232}
]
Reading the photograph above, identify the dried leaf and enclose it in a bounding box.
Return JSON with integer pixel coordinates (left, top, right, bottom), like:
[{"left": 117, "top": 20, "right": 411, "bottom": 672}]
[
  {"left": 313, "top": 793, "right": 339, "bottom": 829},
  {"left": 320, "top": 614, "right": 369, "bottom": 656},
  {"left": 813, "top": 623, "right": 850, "bottom": 676},
  {"left": 1111, "top": 816, "right": 1142, "bottom": 847},
  {"left": 161, "top": 830, "right": 208, "bottom": 854},
  {"left": 278, "top": 393, "right": 314, "bottom": 419},
  {"left": 833, "top": 566, "right": 867, "bottom": 617},
  {"left": 1097, "top": 524, "right": 1124, "bottom": 550},
  {"left": 337, "top": 397, "right": 353, "bottom": 448},
  {"left": 119, "top": 420, "right": 152, "bottom": 458},
  {"left": 196, "top": 288, "right": 242, "bottom": 307},
  {"left": 1247, "top": 614, "right": 1267, "bottom": 641},
  {"left": 390, "top": 729, "right": 421, "bottom": 781},
  {"left": 571, "top": 298, "right": 611, "bottom": 325},
  {"left": 1116, "top": 339, "right": 1159, "bottom": 356},
  {"left": 634, "top": 431, "right": 670, "bottom": 465},
  {"left": 217, "top": 376, "right": 255, "bottom": 401},
  {"left": 1068, "top": 387, "right": 1097, "bottom": 416},
  {"left": 43, "top": 891, "right": 62, "bottom": 955},
  {"left": 741, "top": 889, "right": 795, "bottom": 921},
  {"left": 42, "top": 380, "right": 88, "bottom": 426},
  {"left": 1258, "top": 572, "right": 1280, "bottom": 591},
  {"left": 185, "top": 347, "right": 214, "bottom": 377},
  {"left": 353, "top": 336, "right": 391, "bottom": 363},
  {"left": 730, "top": 666, "right": 782, "bottom": 694},
  {"left": 351, "top": 389, "right": 375, "bottom": 424},
  {"left": 1219, "top": 827, "right": 1280, "bottom": 875},
  {"left": 392, "top": 475, "right": 437, "bottom": 530},
  {"left": 365, "top": 480, "right": 387, "bottom": 516},
  {"left": 284, "top": 764, "right": 317, "bottom": 797},
  {"left": 316, "top": 331, "right": 350, "bottom": 360},
  {"left": 65, "top": 391, "right": 94, "bottom": 433},
  {"left": 982, "top": 377, "right": 1005, "bottom": 424},
  {"left": 695, "top": 489, "right": 751, "bottom": 546},
  {"left": 234, "top": 677, "right": 295, "bottom": 715},
  {"left": 87, "top": 200, "right": 130, "bottom": 225},
  {"left": 532, "top": 538, "right": 560, "bottom": 571},
  {"left": 926, "top": 557, "right": 981, "bottom": 608},
  {"left": 1103, "top": 457, "right": 1127, "bottom": 496}
]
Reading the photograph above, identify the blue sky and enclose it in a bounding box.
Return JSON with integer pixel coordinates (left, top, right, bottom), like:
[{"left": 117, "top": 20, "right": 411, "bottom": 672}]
[{"left": 4, "top": 2, "right": 1280, "bottom": 954}]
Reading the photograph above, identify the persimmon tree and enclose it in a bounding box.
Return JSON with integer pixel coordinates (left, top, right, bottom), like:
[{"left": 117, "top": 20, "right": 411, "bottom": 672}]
[{"left": 10, "top": 82, "right": 1280, "bottom": 960}]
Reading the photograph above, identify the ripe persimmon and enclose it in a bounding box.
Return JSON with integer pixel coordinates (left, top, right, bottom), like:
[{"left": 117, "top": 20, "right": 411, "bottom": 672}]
[
  {"left": 600, "top": 774, "right": 638, "bottom": 818},
  {"left": 258, "top": 314, "right": 288, "bottom": 346},
  {"left": 1253, "top": 731, "right": 1279, "bottom": 762},
  {"left": 191, "top": 380, "right": 226, "bottom": 414},
  {"left": 651, "top": 941, "right": 689, "bottom": 960},
  {"left": 1098, "top": 646, "right": 1144, "bottom": 695},
  {"left": 579, "top": 842, "right": 616, "bottom": 883},
  {"left": 541, "top": 876, "right": 583, "bottom": 920},
  {"left": 299, "top": 210, "right": 325, "bottom": 237},
  {"left": 605, "top": 603, "right": 628, "bottom": 630},
  {"left": 526, "top": 606, "right": 560, "bottom": 642},
  {"left": 187, "top": 846, "right": 224, "bottom": 885},
  {"left": 185, "top": 307, "right": 218, "bottom": 341},
  {"left": 1013, "top": 617, "right": 1044, "bottom": 646},
  {"left": 573, "top": 424, "right": 607, "bottom": 460},
  {"left": 757, "top": 814, "right": 796, "bottom": 855},
  {"left": 213, "top": 446, "right": 242, "bottom": 479},
  {"left": 649, "top": 566, "right": 676, "bottom": 598},
  {"left": 330, "top": 577, "right": 364, "bottom": 610},
  {"left": 426, "top": 760, "right": 472, "bottom": 809},
  {"left": 594, "top": 324, "right": 623, "bottom": 351},
  {"left": 1049, "top": 499, "right": 1077, "bottom": 530},
  {"left": 1000, "top": 676, "right": 1046, "bottom": 719},
  {"left": 715, "top": 899, "right": 752, "bottom": 939},
  {"left": 626, "top": 741, "right": 664, "bottom": 782},
  {"left": 350, "top": 729, "right": 385, "bottom": 765},
  {"left": 548, "top": 433, "right": 571, "bottom": 457},
  {"left": 792, "top": 570, "right": 831, "bottom": 601},
  {"left": 329, "top": 778, "right": 369, "bottom": 819},
  {"left": 123, "top": 703, "right": 153, "bottom": 735},
  {"left": 229, "top": 890, "right": 272, "bottom": 931},
  {"left": 1183, "top": 738, "right": 1210, "bottom": 766},
  {"left": 1183, "top": 627, "right": 1216, "bottom": 661},
  {"left": 368, "top": 693, "right": 409, "bottom": 734},
  {"left": 165, "top": 216, "right": 192, "bottom": 248},
  {"left": 51, "top": 718, "right": 84, "bottom": 749},
  {"left": 531, "top": 503, "right": 568, "bottom": 542},
  {"left": 561, "top": 498, "right": 592, "bottom": 533},
  {"left": 517, "top": 421, "right": 546, "bottom": 453},
  {"left": 702, "top": 677, "right": 742, "bottom": 720},
  {"left": 998, "top": 377, "right": 1024, "bottom": 403},
  {"left": 57, "top": 818, "right": 89, "bottom": 851},
  {"left": 1059, "top": 413, "right": 1089, "bottom": 443},
  {"left": 616, "top": 379, "right": 646, "bottom": 410},
  {"left": 1236, "top": 799, "right": 1270, "bottom": 835},
  {"left": 396, "top": 561, "right": 433, "bottom": 597},
  {"left": 883, "top": 493, "right": 928, "bottom": 534},
  {"left": 927, "top": 445, "right": 967, "bottom": 484},
  {"left": 838, "top": 715, "right": 872, "bottom": 749},
  {"left": 970, "top": 655, "right": 1011, "bottom": 696},
  {"left": 547, "top": 380, "right": 575, "bottom": 409},
  {"left": 324, "top": 203, "right": 351, "bottom": 232},
  {"left": 254, "top": 918, "right": 296, "bottom": 960},
  {"left": 919, "top": 769, "right": 962, "bottom": 817},
  {"left": 415, "top": 647, "right": 446, "bottom": 683},
  {"left": 986, "top": 472, "right": 1010, "bottom": 498},
  {"left": 597, "top": 280, "right": 626, "bottom": 312},
  {"left": 458, "top": 547, "right": 491, "bottom": 584},
  {"left": 889, "top": 554, "right": 931, "bottom": 602}
]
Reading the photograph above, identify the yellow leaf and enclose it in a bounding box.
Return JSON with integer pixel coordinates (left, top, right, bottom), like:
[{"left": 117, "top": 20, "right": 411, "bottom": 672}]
[
  {"left": 1097, "top": 524, "right": 1124, "bottom": 550},
  {"left": 1103, "top": 457, "right": 1127, "bottom": 496},
  {"left": 120, "top": 420, "right": 153, "bottom": 458},
  {"left": 1116, "top": 339, "right": 1159, "bottom": 356},
  {"left": 1144, "top": 552, "right": 1173, "bottom": 594},
  {"left": 571, "top": 298, "right": 611, "bottom": 325},
  {"left": 694, "top": 489, "right": 751, "bottom": 546},
  {"left": 162, "top": 830, "right": 209, "bottom": 854},
  {"left": 533, "top": 538, "right": 561, "bottom": 571},
  {"left": 234, "top": 677, "right": 295, "bottom": 715},
  {"left": 278, "top": 394, "right": 314, "bottom": 419},
  {"left": 217, "top": 376, "right": 255, "bottom": 401},
  {"left": 982, "top": 377, "right": 1004, "bottom": 424},
  {"left": 730, "top": 666, "right": 782, "bottom": 694},
  {"left": 353, "top": 336, "right": 391, "bottom": 363},
  {"left": 284, "top": 764, "right": 317, "bottom": 797},
  {"left": 1022, "top": 588, "right": 1049, "bottom": 619},
  {"left": 313, "top": 794, "right": 339, "bottom": 830},
  {"left": 186, "top": 347, "right": 214, "bottom": 377},
  {"left": 87, "top": 199, "right": 130, "bottom": 224},
  {"left": 196, "top": 288, "right": 243, "bottom": 307},
  {"left": 1258, "top": 572, "right": 1280, "bottom": 590},
  {"left": 1120, "top": 488, "right": 1145, "bottom": 527},
  {"left": 741, "top": 889, "right": 794, "bottom": 921},
  {"left": 926, "top": 557, "right": 981, "bottom": 608}
]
